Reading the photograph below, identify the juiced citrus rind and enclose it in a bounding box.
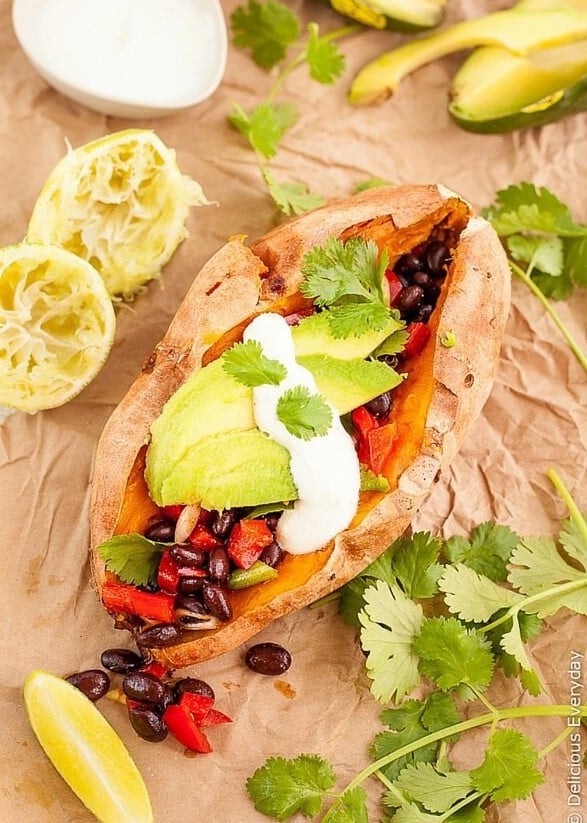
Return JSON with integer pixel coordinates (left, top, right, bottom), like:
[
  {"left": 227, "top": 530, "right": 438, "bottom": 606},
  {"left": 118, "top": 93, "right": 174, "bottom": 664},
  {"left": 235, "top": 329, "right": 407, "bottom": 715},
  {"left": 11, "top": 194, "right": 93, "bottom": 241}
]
[
  {"left": 27, "top": 129, "right": 208, "bottom": 300},
  {"left": 24, "top": 670, "right": 153, "bottom": 823},
  {"left": 0, "top": 242, "right": 116, "bottom": 413}
]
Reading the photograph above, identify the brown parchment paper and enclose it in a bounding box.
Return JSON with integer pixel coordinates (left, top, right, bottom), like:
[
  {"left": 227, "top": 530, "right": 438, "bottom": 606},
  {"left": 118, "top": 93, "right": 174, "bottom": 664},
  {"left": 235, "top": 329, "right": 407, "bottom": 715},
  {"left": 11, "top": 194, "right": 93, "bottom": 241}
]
[{"left": 1, "top": 0, "right": 586, "bottom": 820}]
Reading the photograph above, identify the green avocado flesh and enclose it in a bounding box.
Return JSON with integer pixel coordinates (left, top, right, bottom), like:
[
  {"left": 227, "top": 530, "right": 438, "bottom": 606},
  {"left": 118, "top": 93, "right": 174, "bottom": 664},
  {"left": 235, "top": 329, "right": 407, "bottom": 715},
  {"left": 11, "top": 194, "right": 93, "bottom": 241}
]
[
  {"left": 291, "top": 311, "right": 402, "bottom": 359},
  {"left": 349, "top": 7, "right": 587, "bottom": 106},
  {"left": 328, "top": 0, "right": 447, "bottom": 32},
  {"left": 145, "top": 320, "right": 401, "bottom": 509},
  {"left": 449, "top": 41, "right": 587, "bottom": 132}
]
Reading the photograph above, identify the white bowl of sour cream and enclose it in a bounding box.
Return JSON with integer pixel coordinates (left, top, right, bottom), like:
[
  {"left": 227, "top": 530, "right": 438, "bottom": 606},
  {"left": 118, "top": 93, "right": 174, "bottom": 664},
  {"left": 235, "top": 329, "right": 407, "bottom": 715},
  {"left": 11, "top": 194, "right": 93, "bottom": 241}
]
[{"left": 12, "top": 0, "right": 228, "bottom": 118}]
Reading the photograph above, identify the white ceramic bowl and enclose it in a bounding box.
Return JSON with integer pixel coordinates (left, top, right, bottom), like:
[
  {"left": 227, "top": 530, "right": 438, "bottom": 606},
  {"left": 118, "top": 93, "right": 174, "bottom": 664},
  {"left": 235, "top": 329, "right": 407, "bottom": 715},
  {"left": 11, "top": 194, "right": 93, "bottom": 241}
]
[{"left": 12, "top": 0, "right": 228, "bottom": 118}]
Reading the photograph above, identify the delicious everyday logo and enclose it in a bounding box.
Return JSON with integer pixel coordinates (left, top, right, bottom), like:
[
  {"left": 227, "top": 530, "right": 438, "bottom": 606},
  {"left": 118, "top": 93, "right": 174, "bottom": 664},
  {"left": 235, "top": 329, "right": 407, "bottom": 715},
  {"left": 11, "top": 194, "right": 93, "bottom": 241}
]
[{"left": 567, "top": 649, "right": 584, "bottom": 819}]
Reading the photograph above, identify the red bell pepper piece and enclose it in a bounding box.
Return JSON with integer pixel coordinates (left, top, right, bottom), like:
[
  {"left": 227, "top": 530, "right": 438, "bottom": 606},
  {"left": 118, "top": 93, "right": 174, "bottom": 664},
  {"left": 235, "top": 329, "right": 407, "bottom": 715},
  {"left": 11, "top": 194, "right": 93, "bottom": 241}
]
[
  {"left": 199, "top": 708, "right": 233, "bottom": 727},
  {"left": 163, "top": 703, "right": 212, "bottom": 753},
  {"left": 227, "top": 519, "right": 274, "bottom": 570},
  {"left": 385, "top": 269, "right": 404, "bottom": 306},
  {"left": 139, "top": 661, "right": 169, "bottom": 680},
  {"left": 157, "top": 550, "right": 181, "bottom": 594},
  {"left": 364, "top": 422, "right": 397, "bottom": 476},
  {"left": 178, "top": 692, "right": 215, "bottom": 724},
  {"left": 403, "top": 322, "right": 431, "bottom": 360},
  {"left": 162, "top": 505, "right": 183, "bottom": 521},
  {"left": 351, "top": 406, "right": 379, "bottom": 465},
  {"left": 189, "top": 523, "right": 223, "bottom": 551},
  {"left": 102, "top": 581, "right": 175, "bottom": 623}
]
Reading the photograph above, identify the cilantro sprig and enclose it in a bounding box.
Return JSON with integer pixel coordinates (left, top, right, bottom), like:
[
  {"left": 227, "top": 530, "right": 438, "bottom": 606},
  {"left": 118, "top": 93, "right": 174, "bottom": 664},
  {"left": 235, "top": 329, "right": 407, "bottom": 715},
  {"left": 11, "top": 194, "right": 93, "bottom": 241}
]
[
  {"left": 222, "top": 340, "right": 287, "bottom": 386},
  {"left": 277, "top": 385, "right": 333, "bottom": 440},
  {"left": 97, "top": 533, "right": 168, "bottom": 587},
  {"left": 484, "top": 183, "right": 587, "bottom": 373},
  {"left": 229, "top": 1, "right": 360, "bottom": 214},
  {"left": 246, "top": 469, "right": 587, "bottom": 821}
]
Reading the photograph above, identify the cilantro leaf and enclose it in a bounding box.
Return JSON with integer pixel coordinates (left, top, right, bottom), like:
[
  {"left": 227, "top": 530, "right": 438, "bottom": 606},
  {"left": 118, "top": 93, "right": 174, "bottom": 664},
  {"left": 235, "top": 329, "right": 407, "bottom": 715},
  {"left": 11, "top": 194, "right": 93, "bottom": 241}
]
[
  {"left": 566, "top": 235, "right": 587, "bottom": 288},
  {"left": 391, "top": 763, "right": 474, "bottom": 814},
  {"left": 438, "top": 564, "right": 523, "bottom": 623},
  {"left": 304, "top": 23, "right": 346, "bottom": 84},
  {"left": 413, "top": 617, "right": 495, "bottom": 698},
  {"left": 327, "top": 302, "right": 396, "bottom": 338},
  {"left": 328, "top": 788, "right": 369, "bottom": 823},
  {"left": 276, "top": 385, "right": 332, "bottom": 440},
  {"left": 338, "top": 542, "right": 397, "bottom": 628},
  {"left": 508, "top": 534, "right": 587, "bottom": 617},
  {"left": 222, "top": 340, "right": 286, "bottom": 387},
  {"left": 300, "top": 236, "right": 387, "bottom": 307},
  {"left": 499, "top": 615, "right": 542, "bottom": 692},
  {"left": 262, "top": 168, "right": 326, "bottom": 215},
  {"left": 97, "top": 534, "right": 166, "bottom": 587},
  {"left": 229, "top": 101, "right": 298, "bottom": 160},
  {"left": 355, "top": 177, "right": 393, "bottom": 192},
  {"left": 484, "top": 610, "right": 543, "bottom": 695},
  {"left": 230, "top": 0, "right": 300, "bottom": 69},
  {"left": 374, "top": 328, "right": 409, "bottom": 357},
  {"left": 360, "top": 466, "right": 390, "bottom": 492},
  {"left": 444, "top": 522, "right": 519, "bottom": 582},
  {"left": 390, "top": 532, "right": 443, "bottom": 599},
  {"left": 559, "top": 512, "right": 587, "bottom": 568},
  {"left": 245, "top": 754, "right": 336, "bottom": 820},
  {"left": 483, "top": 183, "right": 587, "bottom": 238},
  {"left": 470, "top": 729, "right": 544, "bottom": 802},
  {"left": 359, "top": 580, "right": 425, "bottom": 703},
  {"left": 506, "top": 233, "right": 564, "bottom": 278}
]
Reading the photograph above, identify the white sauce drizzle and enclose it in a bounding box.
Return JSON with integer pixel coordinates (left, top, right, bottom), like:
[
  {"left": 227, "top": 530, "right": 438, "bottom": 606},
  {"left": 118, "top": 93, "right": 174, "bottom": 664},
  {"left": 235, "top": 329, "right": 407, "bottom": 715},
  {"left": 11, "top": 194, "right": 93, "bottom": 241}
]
[{"left": 243, "top": 313, "right": 361, "bottom": 555}]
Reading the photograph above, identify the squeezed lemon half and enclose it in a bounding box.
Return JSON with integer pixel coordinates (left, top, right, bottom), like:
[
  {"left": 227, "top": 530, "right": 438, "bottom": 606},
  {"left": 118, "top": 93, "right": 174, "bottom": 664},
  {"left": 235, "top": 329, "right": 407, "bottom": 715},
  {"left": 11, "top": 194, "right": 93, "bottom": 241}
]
[
  {"left": 27, "top": 128, "right": 208, "bottom": 299},
  {"left": 0, "top": 243, "right": 116, "bottom": 413},
  {"left": 24, "top": 670, "right": 153, "bottom": 823}
]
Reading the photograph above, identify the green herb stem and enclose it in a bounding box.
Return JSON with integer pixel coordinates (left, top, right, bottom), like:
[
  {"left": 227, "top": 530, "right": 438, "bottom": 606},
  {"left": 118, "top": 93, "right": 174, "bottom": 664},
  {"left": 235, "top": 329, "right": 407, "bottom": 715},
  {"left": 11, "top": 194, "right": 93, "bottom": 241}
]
[
  {"left": 320, "top": 704, "right": 587, "bottom": 822},
  {"left": 538, "top": 724, "right": 573, "bottom": 760},
  {"left": 547, "top": 467, "right": 587, "bottom": 548},
  {"left": 479, "top": 577, "right": 587, "bottom": 635},
  {"left": 509, "top": 260, "right": 587, "bottom": 373}
]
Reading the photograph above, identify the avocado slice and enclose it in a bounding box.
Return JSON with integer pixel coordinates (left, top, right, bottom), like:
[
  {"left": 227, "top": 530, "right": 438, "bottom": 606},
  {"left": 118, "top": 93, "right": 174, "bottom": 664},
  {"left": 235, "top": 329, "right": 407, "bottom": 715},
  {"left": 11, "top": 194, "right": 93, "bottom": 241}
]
[
  {"left": 328, "top": 0, "right": 447, "bottom": 32},
  {"left": 147, "top": 428, "right": 297, "bottom": 510},
  {"left": 349, "top": 7, "right": 587, "bottom": 106},
  {"left": 298, "top": 354, "right": 402, "bottom": 415},
  {"left": 292, "top": 310, "right": 403, "bottom": 360},
  {"left": 449, "top": 41, "right": 587, "bottom": 132}
]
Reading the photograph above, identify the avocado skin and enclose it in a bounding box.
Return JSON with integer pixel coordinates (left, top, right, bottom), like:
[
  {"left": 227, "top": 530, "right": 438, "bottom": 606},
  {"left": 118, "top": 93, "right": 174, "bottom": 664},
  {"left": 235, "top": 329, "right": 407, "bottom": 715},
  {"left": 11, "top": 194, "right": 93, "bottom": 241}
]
[
  {"left": 325, "top": 0, "right": 447, "bottom": 32},
  {"left": 449, "top": 73, "right": 587, "bottom": 133}
]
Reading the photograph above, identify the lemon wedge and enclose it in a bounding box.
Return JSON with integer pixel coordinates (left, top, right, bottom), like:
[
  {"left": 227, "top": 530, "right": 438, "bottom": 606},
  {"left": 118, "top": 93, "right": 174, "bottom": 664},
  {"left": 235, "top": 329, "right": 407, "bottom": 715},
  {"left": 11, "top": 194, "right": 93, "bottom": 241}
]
[
  {"left": 24, "top": 670, "right": 153, "bottom": 823},
  {"left": 27, "top": 128, "right": 208, "bottom": 299},
  {"left": 0, "top": 243, "right": 116, "bottom": 413}
]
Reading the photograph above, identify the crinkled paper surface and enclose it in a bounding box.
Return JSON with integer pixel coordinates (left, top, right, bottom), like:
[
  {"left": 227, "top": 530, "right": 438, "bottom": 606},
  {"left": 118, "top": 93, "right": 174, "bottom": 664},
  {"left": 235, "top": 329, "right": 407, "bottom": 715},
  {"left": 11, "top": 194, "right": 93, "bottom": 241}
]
[{"left": 0, "top": 0, "right": 586, "bottom": 821}]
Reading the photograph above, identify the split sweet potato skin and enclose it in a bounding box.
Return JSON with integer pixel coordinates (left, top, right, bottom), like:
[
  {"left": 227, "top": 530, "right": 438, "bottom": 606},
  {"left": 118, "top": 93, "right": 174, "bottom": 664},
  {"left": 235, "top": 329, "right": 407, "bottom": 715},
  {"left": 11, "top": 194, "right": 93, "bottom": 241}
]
[{"left": 89, "top": 184, "right": 511, "bottom": 668}]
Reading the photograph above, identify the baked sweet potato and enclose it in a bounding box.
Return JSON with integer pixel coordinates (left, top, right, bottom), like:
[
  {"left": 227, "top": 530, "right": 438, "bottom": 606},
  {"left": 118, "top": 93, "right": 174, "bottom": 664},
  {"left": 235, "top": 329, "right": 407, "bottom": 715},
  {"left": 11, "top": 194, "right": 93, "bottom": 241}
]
[{"left": 89, "top": 184, "right": 511, "bottom": 669}]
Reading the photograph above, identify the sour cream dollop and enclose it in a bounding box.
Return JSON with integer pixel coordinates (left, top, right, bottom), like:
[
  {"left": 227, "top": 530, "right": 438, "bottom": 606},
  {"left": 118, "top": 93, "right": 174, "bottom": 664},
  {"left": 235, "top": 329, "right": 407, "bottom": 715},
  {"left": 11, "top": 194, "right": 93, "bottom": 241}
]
[{"left": 243, "top": 313, "right": 361, "bottom": 555}]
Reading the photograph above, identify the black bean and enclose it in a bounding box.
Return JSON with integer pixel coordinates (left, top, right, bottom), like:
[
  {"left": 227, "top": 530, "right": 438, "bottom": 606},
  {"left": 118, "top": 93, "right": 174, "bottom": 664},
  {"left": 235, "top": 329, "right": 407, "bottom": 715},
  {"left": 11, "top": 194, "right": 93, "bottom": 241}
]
[
  {"left": 128, "top": 704, "right": 168, "bottom": 743},
  {"left": 202, "top": 582, "right": 233, "bottom": 622},
  {"left": 172, "top": 677, "right": 215, "bottom": 703},
  {"left": 365, "top": 391, "right": 392, "bottom": 419},
  {"left": 178, "top": 575, "right": 206, "bottom": 595},
  {"left": 208, "top": 547, "right": 230, "bottom": 583},
  {"left": 144, "top": 519, "right": 175, "bottom": 542},
  {"left": 413, "top": 270, "right": 430, "bottom": 287},
  {"left": 122, "top": 671, "right": 169, "bottom": 704},
  {"left": 170, "top": 543, "right": 207, "bottom": 567},
  {"left": 425, "top": 241, "right": 450, "bottom": 277},
  {"left": 396, "top": 252, "right": 423, "bottom": 277},
  {"left": 137, "top": 622, "right": 182, "bottom": 648},
  {"left": 212, "top": 508, "right": 239, "bottom": 538},
  {"left": 396, "top": 285, "right": 424, "bottom": 316},
  {"left": 424, "top": 279, "right": 441, "bottom": 302},
  {"left": 377, "top": 354, "right": 399, "bottom": 370},
  {"left": 245, "top": 642, "right": 292, "bottom": 676},
  {"left": 259, "top": 541, "right": 283, "bottom": 568},
  {"left": 264, "top": 513, "right": 281, "bottom": 532},
  {"left": 174, "top": 594, "right": 207, "bottom": 616},
  {"left": 416, "top": 304, "right": 434, "bottom": 323},
  {"left": 65, "top": 669, "right": 110, "bottom": 701},
  {"left": 100, "top": 648, "right": 144, "bottom": 674}
]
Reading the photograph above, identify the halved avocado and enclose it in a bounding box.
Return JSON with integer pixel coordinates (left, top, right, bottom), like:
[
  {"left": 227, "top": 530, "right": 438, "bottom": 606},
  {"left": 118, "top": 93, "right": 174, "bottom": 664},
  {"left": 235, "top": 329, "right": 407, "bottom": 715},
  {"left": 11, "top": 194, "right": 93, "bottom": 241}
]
[
  {"left": 349, "top": 7, "right": 587, "bottom": 105},
  {"left": 449, "top": 41, "right": 587, "bottom": 133},
  {"left": 328, "top": 0, "right": 447, "bottom": 32}
]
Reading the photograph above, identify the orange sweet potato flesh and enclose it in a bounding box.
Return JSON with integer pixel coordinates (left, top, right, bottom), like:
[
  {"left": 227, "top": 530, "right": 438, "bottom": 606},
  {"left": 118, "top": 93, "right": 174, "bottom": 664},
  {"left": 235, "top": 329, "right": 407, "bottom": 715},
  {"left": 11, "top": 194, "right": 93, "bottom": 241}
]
[{"left": 89, "top": 185, "right": 511, "bottom": 668}]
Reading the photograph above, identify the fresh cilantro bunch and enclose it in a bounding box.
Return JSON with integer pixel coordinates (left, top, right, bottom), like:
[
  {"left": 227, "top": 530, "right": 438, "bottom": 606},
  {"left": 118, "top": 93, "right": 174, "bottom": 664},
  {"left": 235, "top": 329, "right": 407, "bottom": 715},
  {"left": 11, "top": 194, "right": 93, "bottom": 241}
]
[
  {"left": 484, "top": 183, "right": 587, "bottom": 373},
  {"left": 246, "top": 468, "right": 587, "bottom": 822},
  {"left": 229, "top": 0, "right": 359, "bottom": 215}
]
